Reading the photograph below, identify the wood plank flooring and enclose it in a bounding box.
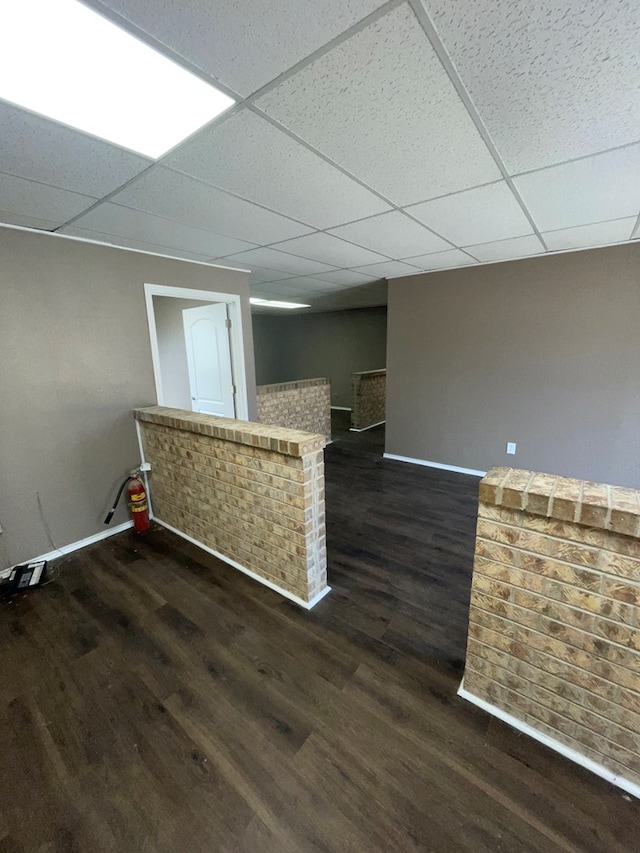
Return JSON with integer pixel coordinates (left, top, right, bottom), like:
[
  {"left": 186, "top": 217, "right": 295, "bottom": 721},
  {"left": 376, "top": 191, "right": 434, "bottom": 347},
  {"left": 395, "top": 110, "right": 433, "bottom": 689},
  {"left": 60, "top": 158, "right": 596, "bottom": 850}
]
[{"left": 1, "top": 412, "right": 638, "bottom": 851}]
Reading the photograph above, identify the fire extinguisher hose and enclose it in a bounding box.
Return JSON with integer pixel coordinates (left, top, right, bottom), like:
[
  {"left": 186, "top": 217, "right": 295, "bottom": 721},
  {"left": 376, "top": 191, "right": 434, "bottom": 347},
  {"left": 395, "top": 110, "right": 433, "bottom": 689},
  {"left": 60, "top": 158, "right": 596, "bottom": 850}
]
[{"left": 104, "top": 475, "right": 133, "bottom": 525}]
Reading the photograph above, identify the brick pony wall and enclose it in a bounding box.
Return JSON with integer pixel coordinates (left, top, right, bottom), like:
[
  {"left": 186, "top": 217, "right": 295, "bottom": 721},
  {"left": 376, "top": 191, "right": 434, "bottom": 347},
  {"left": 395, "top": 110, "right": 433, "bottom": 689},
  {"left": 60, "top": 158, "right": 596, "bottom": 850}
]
[
  {"left": 463, "top": 467, "right": 640, "bottom": 790},
  {"left": 134, "top": 406, "right": 328, "bottom": 605},
  {"left": 351, "top": 369, "right": 386, "bottom": 431},
  {"left": 257, "top": 378, "right": 331, "bottom": 443}
]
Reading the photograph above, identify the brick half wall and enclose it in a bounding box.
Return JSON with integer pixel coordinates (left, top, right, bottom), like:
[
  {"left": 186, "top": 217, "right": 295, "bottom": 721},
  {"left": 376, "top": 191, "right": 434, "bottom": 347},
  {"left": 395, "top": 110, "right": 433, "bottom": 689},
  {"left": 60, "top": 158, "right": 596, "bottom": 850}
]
[
  {"left": 351, "top": 369, "right": 386, "bottom": 431},
  {"left": 257, "top": 378, "right": 331, "bottom": 443},
  {"left": 134, "top": 406, "right": 329, "bottom": 608},
  {"left": 461, "top": 467, "right": 640, "bottom": 796}
]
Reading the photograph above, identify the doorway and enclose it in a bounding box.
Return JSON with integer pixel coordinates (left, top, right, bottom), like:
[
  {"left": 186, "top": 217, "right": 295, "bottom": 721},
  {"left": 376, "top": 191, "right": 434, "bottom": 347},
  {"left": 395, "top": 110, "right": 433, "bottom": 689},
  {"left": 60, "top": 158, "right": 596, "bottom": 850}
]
[
  {"left": 144, "top": 283, "right": 249, "bottom": 421},
  {"left": 182, "top": 302, "right": 234, "bottom": 417}
]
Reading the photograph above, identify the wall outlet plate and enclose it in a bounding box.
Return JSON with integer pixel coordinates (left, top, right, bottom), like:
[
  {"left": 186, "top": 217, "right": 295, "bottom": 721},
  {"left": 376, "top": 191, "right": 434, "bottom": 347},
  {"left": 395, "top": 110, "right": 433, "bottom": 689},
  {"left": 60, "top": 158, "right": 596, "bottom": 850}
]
[{"left": 506, "top": 442, "right": 517, "bottom": 455}]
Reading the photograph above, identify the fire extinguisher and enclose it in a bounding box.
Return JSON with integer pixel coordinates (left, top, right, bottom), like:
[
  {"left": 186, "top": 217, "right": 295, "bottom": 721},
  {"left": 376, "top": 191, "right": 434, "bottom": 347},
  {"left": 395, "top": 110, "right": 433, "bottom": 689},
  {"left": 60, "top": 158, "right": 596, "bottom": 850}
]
[{"left": 104, "top": 469, "right": 151, "bottom": 533}]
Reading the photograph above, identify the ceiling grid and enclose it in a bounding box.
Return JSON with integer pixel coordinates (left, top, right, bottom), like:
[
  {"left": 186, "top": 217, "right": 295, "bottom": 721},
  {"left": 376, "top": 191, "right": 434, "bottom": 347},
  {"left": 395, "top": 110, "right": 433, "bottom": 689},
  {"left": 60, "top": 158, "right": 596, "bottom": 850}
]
[{"left": 0, "top": 0, "right": 637, "bottom": 311}]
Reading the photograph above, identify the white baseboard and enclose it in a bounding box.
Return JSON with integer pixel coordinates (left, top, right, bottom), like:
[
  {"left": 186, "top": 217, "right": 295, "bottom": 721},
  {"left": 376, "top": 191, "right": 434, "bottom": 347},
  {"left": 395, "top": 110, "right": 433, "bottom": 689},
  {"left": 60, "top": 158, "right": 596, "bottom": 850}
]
[
  {"left": 331, "top": 406, "right": 352, "bottom": 411},
  {"left": 458, "top": 681, "right": 640, "bottom": 800},
  {"left": 1, "top": 521, "right": 134, "bottom": 575},
  {"left": 383, "top": 452, "right": 486, "bottom": 477},
  {"left": 306, "top": 585, "right": 332, "bottom": 608},
  {"left": 153, "top": 518, "right": 331, "bottom": 610},
  {"left": 350, "top": 420, "right": 386, "bottom": 432}
]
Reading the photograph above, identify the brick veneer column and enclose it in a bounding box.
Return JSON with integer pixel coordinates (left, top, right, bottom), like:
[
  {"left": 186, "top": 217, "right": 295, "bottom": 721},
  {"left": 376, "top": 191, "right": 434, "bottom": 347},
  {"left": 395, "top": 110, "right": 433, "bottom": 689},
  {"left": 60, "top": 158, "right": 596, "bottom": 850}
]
[
  {"left": 134, "top": 406, "right": 328, "bottom": 608},
  {"left": 462, "top": 467, "right": 640, "bottom": 794}
]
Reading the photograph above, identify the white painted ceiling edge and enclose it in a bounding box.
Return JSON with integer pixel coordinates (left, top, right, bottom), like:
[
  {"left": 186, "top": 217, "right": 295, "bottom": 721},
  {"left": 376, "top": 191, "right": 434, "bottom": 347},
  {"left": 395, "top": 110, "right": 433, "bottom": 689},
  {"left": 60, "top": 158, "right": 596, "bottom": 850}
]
[{"left": 0, "top": 0, "right": 638, "bottom": 313}]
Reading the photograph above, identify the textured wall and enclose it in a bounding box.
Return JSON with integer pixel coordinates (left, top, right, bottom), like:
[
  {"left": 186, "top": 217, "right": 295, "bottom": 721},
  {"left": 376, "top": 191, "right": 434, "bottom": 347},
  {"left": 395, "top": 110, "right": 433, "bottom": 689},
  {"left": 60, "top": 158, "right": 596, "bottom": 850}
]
[
  {"left": 463, "top": 466, "right": 640, "bottom": 791},
  {"left": 351, "top": 369, "right": 386, "bottom": 430},
  {"left": 0, "top": 228, "right": 255, "bottom": 565},
  {"left": 135, "top": 407, "right": 328, "bottom": 605},
  {"left": 257, "top": 378, "right": 331, "bottom": 442},
  {"left": 252, "top": 305, "right": 387, "bottom": 407},
  {"left": 386, "top": 243, "right": 640, "bottom": 488}
]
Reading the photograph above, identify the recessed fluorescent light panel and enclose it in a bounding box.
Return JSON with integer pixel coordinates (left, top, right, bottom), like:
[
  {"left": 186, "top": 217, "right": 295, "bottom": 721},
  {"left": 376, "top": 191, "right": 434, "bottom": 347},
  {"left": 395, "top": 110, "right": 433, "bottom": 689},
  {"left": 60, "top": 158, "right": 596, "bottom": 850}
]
[
  {"left": 0, "top": 0, "right": 234, "bottom": 158},
  {"left": 250, "top": 298, "right": 310, "bottom": 309}
]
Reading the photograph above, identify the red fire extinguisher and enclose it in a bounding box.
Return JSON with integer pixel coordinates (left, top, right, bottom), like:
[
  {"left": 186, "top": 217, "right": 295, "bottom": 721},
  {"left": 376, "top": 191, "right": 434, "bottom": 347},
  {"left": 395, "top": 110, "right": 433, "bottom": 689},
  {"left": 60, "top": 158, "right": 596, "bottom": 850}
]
[
  {"left": 127, "top": 471, "right": 150, "bottom": 533},
  {"left": 104, "top": 469, "right": 151, "bottom": 533}
]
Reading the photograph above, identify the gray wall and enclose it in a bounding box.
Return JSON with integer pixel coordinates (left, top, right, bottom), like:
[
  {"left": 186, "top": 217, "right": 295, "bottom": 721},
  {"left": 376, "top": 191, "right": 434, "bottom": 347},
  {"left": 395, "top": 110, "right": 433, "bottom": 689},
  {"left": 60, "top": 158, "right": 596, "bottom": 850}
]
[
  {"left": 252, "top": 305, "right": 387, "bottom": 407},
  {"left": 154, "top": 296, "right": 210, "bottom": 410},
  {"left": 386, "top": 242, "right": 640, "bottom": 488},
  {"left": 0, "top": 228, "right": 255, "bottom": 566}
]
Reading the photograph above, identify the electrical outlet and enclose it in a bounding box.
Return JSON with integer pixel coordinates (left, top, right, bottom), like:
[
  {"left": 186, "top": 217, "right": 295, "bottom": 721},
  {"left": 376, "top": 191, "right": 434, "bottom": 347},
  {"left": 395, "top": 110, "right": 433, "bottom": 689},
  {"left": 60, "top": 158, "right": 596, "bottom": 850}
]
[{"left": 506, "top": 442, "right": 517, "bottom": 455}]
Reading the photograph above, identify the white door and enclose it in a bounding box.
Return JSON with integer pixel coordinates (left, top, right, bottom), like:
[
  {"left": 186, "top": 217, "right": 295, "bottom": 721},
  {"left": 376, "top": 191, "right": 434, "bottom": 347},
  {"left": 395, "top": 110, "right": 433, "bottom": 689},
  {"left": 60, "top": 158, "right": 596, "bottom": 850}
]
[{"left": 182, "top": 303, "right": 235, "bottom": 417}]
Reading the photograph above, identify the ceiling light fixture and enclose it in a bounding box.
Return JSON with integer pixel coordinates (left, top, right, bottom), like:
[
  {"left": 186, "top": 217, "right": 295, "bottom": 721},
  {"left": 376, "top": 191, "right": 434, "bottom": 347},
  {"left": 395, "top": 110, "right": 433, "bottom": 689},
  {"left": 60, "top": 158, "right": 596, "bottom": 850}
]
[
  {"left": 250, "top": 298, "right": 310, "bottom": 309},
  {"left": 0, "top": 0, "right": 234, "bottom": 158}
]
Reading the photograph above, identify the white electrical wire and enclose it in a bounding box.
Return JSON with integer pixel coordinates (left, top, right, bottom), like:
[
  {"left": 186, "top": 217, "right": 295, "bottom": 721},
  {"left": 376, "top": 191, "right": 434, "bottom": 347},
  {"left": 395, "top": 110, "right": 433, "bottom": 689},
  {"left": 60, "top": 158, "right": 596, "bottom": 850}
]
[
  {"left": 0, "top": 511, "right": 11, "bottom": 570},
  {"left": 35, "top": 491, "right": 69, "bottom": 585}
]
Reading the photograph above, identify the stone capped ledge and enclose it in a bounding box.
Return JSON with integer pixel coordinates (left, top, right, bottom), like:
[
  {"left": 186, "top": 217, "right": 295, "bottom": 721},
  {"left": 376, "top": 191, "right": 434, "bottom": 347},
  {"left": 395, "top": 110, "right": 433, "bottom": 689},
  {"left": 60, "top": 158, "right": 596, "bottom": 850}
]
[
  {"left": 257, "top": 377, "right": 328, "bottom": 394},
  {"left": 353, "top": 369, "right": 386, "bottom": 378},
  {"left": 479, "top": 467, "right": 640, "bottom": 538},
  {"left": 134, "top": 406, "right": 326, "bottom": 458}
]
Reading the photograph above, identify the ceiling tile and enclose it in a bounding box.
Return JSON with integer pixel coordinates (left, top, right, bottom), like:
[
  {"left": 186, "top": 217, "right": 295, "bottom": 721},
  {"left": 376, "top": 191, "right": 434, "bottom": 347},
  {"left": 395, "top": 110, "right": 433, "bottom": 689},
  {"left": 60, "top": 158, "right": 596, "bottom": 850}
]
[
  {"left": 307, "top": 280, "right": 388, "bottom": 311},
  {"left": 62, "top": 203, "right": 255, "bottom": 256},
  {"left": 243, "top": 265, "right": 296, "bottom": 285},
  {"left": 250, "top": 282, "right": 305, "bottom": 297},
  {"left": 0, "top": 101, "right": 151, "bottom": 197},
  {"left": 0, "top": 213, "right": 60, "bottom": 231},
  {"left": 166, "top": 110, "right": 390, "bottom": 228},
  {"left": 401, "top": 249, "right": 477, "bottom": 271},
  {"left": 543, "top": 218, "right": 637, "bottom": 252},
  {"left": 352, "top": 260, "right": 422, "bottom": 278},
  {"left": 465, "top": 235, "right": 545, "bottom": 263},
  {"left": 272, "top": 232, "right": 388, "bottom": 267},
  {"left": 407, "top": 181, "right": 533, "bottom": 245},
  {"left": 256, "top": 4, "right": 500, "bottom": 205},
  {"left": 86, "top": 0, "right": 387, "bottom": 95},
  {"left": 0, "top": 172, "right": 96, "bottom": 227},
  {"left": 222, "top": 247, "right": 338, "bottom": 276},
  {"left": 513, "top": 145, "right": 640, "bottom": 232},
  {"left": 327, "top": 210, "right": 451, "bottom": 258},
  {"left": 275, "top": 277, "right": 346, "bottom": 292},
  {"left": 111, "top": 166, "right": 311, "bottom": 244},
  {"left": 208, "top": 261, "right": 293, "bottom": 282},
  {"left": 283, "top": 279, "right": 387, "bottom": 312},
  {"left": 55, "top": 226, "right": 218, "bottom": 262},
  {"left": 424, "top": 0, "right": 640, "bottom": 172},
  {"left": 260, "top": 278, "right": 344, "bottom": 295},
  {"left": 309, "top": 269, "right": 377, "bottom": 286}
]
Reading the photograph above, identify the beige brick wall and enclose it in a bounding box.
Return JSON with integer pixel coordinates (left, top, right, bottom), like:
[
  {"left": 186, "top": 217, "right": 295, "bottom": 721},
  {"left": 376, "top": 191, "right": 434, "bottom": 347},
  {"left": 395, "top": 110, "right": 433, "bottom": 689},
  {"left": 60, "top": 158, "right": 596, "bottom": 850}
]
[
  {"left": 134, "top": 406, "right": 328, "bottom": 606},
  {"left": 351, "top": 369, "right": 386, "bottom": 430},
  {"left": 257, "top": 378, "right": 331, "bottom": 442},
  {"left": 464, "top": 467, "right": 640, "bottom": 790}
]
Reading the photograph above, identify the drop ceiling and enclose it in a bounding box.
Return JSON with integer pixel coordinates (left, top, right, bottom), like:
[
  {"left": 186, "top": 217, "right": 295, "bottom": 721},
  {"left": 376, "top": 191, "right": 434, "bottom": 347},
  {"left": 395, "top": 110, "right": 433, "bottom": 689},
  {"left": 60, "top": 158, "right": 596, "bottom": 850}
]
[{"left": 1, "top": 0, "right": 639, "bottom": 313}]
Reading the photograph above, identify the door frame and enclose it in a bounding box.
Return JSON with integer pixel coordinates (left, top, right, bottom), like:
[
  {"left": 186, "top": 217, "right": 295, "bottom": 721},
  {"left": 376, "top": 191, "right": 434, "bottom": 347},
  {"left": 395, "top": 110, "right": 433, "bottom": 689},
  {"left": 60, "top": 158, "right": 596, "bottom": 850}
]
[{"left": 144, "top": 282, "right": 249, "bottom": 421}]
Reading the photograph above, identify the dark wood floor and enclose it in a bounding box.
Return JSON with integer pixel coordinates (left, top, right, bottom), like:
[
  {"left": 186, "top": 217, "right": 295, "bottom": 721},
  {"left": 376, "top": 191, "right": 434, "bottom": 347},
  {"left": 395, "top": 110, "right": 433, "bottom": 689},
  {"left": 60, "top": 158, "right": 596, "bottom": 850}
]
[{"left": 1, "top": 413, "right": 638, "bottom": 852}]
